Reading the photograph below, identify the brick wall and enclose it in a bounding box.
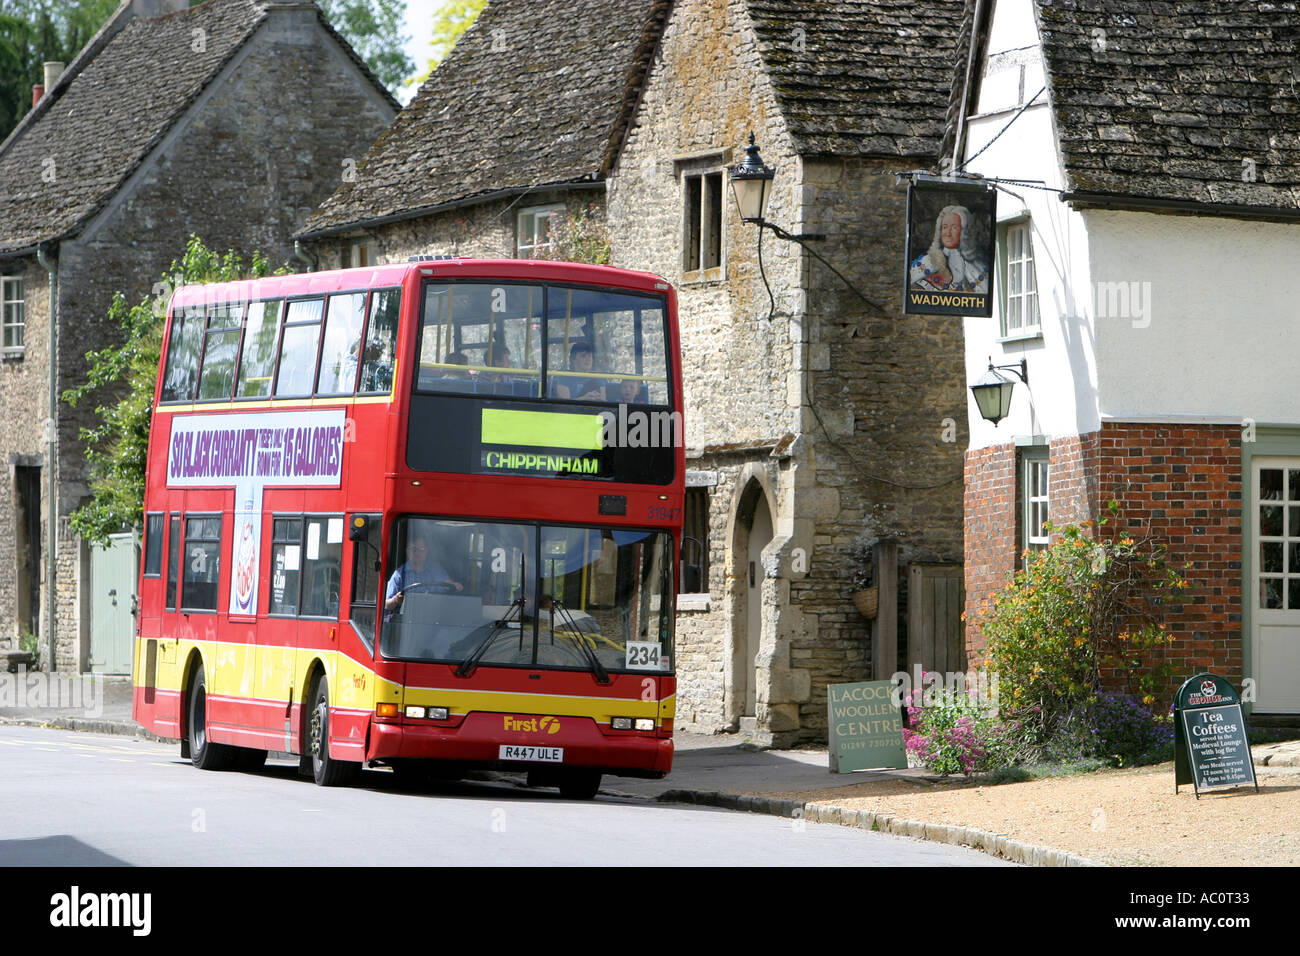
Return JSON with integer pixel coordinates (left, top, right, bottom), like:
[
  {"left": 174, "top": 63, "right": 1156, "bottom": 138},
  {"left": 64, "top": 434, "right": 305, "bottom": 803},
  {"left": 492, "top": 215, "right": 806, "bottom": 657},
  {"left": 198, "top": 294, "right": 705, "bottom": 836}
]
[
  {"left": 1097, "top": 423, "right": 1243, "bottom": 689},
  {"left": 965, "top": 424, "right": 1244, "bottom": 696},
  {"left": 964, "top": 441, "right": 1016, "bottom": 661},
  {"left": 1049, "top": 432, "right": 1101, "bottom": 527}
]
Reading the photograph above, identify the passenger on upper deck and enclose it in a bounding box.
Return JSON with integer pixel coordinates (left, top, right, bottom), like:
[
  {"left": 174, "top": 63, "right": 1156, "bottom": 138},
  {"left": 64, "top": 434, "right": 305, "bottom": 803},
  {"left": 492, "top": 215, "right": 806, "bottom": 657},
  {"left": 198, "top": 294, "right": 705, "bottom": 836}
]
[
  {"left": 443, "top": 351, "right": 470, "bottom": 378},
  {"left": 553, "top": 342, "right": 606, "bottom": 401}
]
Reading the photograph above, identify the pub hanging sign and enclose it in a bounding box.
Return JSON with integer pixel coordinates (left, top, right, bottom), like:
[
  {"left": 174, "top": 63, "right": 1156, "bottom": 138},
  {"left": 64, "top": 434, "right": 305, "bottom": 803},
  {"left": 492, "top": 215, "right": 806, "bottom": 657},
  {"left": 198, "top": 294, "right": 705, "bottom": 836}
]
[{"left": 903, "top": 178, "right": 996, "bottom": 317}]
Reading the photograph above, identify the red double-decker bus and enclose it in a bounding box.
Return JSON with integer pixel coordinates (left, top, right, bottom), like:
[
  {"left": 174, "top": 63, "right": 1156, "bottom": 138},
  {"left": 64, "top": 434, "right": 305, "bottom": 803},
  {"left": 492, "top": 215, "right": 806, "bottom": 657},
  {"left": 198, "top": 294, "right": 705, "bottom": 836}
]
[{"left": 133, "top": 258, "right": 683, "bottom": 797}]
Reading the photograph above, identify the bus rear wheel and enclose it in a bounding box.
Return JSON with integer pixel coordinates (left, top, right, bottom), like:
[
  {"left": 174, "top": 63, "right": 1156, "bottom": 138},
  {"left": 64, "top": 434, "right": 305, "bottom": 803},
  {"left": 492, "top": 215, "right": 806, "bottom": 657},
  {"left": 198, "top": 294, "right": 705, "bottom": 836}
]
[
  {"left": 308, "top": 678, "right": 358, "bottom": 787},
  {"left": 188, "top": 669, "right": 234, "bottom": 771},
  {"left": 558, "top": 769, "right": 601, "bottom": 801},
  {"left": 232, "top": 748, "right": 267, "bottom": 772}
]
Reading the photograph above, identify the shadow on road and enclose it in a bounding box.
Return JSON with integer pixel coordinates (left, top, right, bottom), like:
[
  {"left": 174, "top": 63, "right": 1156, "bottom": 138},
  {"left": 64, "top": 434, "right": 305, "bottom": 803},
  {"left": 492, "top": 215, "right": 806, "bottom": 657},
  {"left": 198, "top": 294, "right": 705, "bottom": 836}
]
[{"left": 0, "top": 835, "right": 129, "bottom": 867}]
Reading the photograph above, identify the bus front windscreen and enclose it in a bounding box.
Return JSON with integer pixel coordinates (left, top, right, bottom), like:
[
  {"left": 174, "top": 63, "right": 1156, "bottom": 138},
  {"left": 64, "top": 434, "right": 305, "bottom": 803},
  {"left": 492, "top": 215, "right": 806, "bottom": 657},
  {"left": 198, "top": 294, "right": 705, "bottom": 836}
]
[
  {"left": 381, "top": 517, "right": 674, "bottom": 675},
  {"left": 414, "top": 282, "right": 670, "bottom": 404}
]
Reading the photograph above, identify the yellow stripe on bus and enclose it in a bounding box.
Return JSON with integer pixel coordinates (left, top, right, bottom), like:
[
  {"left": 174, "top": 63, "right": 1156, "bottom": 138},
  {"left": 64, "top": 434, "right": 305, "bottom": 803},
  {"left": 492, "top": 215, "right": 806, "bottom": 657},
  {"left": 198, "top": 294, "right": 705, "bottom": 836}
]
[
  {"left": 138, "top": 637, "right": 673, "bottom": 722},
  {"left": 481, "top": 408, "right": 603, "bottom": 451},
  {"left": 402, "top": 686, "right": 671, "bottom": 720}
]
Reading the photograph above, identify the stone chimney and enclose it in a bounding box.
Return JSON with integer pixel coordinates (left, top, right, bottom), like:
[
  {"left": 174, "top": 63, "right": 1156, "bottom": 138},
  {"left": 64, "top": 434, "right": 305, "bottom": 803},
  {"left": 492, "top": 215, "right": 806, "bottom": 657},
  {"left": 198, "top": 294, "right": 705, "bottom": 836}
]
[
  {"left": 131, "top": 0, "right": 191, "bottom": 16},
  {"left": 43, "top": 61, "right": 65, "bottom": 91}
]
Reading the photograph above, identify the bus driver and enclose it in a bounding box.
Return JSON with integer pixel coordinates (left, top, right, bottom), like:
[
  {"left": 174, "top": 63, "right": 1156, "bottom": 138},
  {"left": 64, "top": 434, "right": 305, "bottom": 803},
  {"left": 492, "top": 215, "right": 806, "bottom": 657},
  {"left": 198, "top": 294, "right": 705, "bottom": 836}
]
[{"left": 384, "top": 530, "right": 463, "bottom": 615}]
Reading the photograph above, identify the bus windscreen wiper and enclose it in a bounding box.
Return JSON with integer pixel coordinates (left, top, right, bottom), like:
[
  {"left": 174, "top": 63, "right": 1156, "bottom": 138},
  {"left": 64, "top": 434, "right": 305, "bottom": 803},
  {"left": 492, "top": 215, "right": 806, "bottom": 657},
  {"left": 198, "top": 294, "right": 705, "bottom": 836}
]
[
  {"left": 551, "top": 599, "right": 610, "bottom": 685},
  {"left": 455, "top": 597, "right": 520, "bottom": 678},
  {"left": 457, "top": 551, "right": 526, "bottom": 678}
]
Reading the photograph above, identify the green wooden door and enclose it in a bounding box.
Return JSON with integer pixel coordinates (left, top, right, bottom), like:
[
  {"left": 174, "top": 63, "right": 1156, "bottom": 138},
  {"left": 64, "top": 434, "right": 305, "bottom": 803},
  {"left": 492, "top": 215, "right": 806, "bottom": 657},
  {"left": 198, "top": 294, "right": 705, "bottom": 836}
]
[{"left": 90, "top": 533, "right": 138, "bottom": 675}]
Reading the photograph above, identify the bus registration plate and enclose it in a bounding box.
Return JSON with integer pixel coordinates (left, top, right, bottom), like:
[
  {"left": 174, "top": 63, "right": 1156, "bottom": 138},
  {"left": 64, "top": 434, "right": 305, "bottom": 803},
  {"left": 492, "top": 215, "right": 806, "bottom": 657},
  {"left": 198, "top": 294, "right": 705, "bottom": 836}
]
[{"left": 500, "top": 745, "right": 563, "bottom": 762}]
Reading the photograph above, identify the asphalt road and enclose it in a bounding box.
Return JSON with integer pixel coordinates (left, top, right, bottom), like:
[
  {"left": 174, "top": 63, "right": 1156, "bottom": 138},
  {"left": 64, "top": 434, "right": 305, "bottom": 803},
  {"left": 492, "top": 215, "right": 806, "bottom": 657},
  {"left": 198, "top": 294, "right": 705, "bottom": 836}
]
[{"left": 0, "top": 726, "right": 1009, "bottom": 867}]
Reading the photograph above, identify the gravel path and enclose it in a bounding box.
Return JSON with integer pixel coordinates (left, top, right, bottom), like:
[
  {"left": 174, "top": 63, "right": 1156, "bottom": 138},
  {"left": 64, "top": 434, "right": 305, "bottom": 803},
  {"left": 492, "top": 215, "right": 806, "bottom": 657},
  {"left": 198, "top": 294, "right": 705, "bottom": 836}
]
[{"left": 774, "top": 752, "right": 1300, "bottom": 866}]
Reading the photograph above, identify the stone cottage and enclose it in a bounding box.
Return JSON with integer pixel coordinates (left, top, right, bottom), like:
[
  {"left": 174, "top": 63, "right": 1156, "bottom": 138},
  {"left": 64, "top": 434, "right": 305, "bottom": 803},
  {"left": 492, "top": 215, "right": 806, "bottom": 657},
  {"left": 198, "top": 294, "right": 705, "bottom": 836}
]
[
  {"left": 294, "top": 0, "right": 671, "bottom": 267},
  {"left": 0, "top": 0, "right": 397, "bottom": 671},
  {"left": 603, "top": 0, "right": 971, "bottom": 744},
  {"left": 955, "top": 0, "right": 1300, "bottom": 720},
  {"left": 299, "top": 0, "right": 971, "bottom": 746}
]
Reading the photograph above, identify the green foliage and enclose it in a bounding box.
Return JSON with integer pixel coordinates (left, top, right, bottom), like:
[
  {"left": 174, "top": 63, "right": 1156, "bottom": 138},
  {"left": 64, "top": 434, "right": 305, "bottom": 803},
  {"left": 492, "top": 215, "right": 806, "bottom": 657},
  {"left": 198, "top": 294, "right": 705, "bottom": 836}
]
[
  {"left": 980, "top": 504, "right": 1186, "bottom": 741},
  {"left": 19, "top": 629, "right": 40, "bottom": 668},
  {"left": 410, "top": 0, "right": 485, "bottom": 89},
  {"left": 532, "top": 204, "right": 612, "bottom": 266},
  {"left": 63, "top": 236, "right": 274, "bottom": 546},
  {"left": 316, "top": 0, "right": 414, "bottom": 95},
  {"left": 0, "top": 0, "right": 119, "bottom": 138}
]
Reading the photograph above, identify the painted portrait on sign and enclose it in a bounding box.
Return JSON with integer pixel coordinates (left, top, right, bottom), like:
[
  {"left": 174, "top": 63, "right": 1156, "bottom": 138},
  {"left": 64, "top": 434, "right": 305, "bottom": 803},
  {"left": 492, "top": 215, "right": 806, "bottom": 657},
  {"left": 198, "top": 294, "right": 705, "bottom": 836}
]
[{"left": 903, "top": 181, "right": 996, "bottom": 317}]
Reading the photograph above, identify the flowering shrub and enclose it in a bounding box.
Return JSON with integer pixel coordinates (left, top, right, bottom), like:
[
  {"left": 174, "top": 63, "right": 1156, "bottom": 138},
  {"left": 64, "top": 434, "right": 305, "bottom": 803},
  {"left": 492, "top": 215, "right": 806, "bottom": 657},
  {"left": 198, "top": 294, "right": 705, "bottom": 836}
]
[
  {"left": 1085, "top": 692, "right": 1174, "bottom": 766},
  {"left": 902, "top": 677, "right": 1018, "bottom": 776},
  {"left": 531, "top": 204, "right": 611, "bottom": 265},
  {"left": 980, "top": 504, "right": 1186, "bottom": 741},
  {"left": 846, "top": 542, "right": 875, "bottom": 594}
]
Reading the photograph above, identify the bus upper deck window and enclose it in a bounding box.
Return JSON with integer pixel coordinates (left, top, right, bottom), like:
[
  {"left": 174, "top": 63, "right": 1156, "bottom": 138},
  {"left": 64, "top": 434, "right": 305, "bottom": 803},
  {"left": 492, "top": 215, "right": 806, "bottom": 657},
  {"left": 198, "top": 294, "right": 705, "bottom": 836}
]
[
  {"left": 161, "top": 306, "right": 204, "bottom": 403},
  {"left": 274, "top": 298, "right": 325, "bottom": 397},
  {"left": 359, "top": 290, "right": 400, "bottom": 394},
  {"left": 236, "top": 300, "right": 283, "bottom": 399},
  {"left": 317, "top": 293, "right": 368, "bottom": 395}
]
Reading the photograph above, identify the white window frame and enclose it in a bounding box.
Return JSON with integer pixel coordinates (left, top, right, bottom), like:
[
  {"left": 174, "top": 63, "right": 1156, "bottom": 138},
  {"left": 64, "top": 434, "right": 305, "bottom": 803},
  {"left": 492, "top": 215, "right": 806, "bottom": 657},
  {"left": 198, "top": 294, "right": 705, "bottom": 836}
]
[
  {"left": 999, "top": 219, "right": 1040, "bottom": 339},
  {"left": 516, "top": 204, "right": 565, "bottom": 259},
  {"left": 1021, "top": 447, "right": 1050, "bottom": 553},
  {"left": 2, "top": 274, "right": 24, "bottom": 353},
  {"left": 682, "top": 169, "right": 724, "bottom": 279},
  {"left": 348, "top": 239, "right": 376, "bottom": 269}
]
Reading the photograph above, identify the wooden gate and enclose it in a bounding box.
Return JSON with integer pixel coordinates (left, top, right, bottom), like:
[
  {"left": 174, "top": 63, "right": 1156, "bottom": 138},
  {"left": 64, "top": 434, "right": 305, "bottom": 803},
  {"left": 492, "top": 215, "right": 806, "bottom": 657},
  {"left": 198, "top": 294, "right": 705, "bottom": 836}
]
[{"left": 907, "top": 564, "right": 965, "bottom": 675}]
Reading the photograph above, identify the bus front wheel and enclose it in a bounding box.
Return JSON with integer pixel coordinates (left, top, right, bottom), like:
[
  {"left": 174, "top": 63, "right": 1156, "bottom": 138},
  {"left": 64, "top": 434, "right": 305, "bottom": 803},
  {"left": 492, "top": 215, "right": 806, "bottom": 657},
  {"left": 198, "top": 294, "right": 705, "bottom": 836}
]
[
  {"left": 308, "top": 679, "right": 358, "bottom": 787},
  {"left": 558, "top": 769, "right": 601, "bottom": 801},
  {"left": 188, "top": 669, "right": 234, "bottom": 771}
]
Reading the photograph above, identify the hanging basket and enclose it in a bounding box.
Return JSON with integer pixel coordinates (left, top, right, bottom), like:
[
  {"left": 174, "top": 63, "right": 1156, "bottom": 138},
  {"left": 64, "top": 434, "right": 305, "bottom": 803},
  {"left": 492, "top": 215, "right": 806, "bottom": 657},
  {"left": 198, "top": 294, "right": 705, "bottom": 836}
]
[{"left": 852, "top": 586, "right": 879, "bottom": 619}]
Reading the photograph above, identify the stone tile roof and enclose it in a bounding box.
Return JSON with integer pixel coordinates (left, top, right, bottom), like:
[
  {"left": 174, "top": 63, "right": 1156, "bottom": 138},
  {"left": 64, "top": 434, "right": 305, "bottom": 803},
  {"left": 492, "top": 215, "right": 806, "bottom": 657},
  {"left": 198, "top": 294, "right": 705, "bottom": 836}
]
[
  {"left": 0, "top": 0, "right": 268, "bottom": 255},
  {"left": 299, "top": 0, "right": 671, "bottom": 238},
  {"left": 1034, "top": 0, "right": 1300, "bottom": 209},
  {"left": 746, "top": 0, "right": 969, "bottom": 160},
  {"left": 0, "top": 0, "right": 397, "bottom": 257}
]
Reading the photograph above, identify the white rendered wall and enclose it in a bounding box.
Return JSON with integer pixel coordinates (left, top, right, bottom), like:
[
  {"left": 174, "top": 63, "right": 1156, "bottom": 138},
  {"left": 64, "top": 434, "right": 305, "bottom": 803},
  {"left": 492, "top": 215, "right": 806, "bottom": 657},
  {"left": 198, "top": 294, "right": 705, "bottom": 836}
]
[
  {"left": 962, "top": 0, "right": 1300, "bottom": 446},
  {"left": 1087, "top": 210, "right": 1300, "bottom": 425},
  {"left": 961, "top": 0, "right": 1100, "bottom": 451}
]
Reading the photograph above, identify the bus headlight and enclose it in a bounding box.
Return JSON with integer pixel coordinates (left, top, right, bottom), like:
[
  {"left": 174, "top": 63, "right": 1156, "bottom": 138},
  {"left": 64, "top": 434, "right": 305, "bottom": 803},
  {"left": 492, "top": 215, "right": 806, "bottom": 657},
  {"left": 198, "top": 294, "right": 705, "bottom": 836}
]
[
  {"left": 611, "top": 717, "right": 632, "bottom": 730},
  {"left": 428, "top": 707, "right": 449, "bottom": 720},
  {"left": 405, "top": 706, "right": 426, "bottom": 719},
  {"left": 634, "top": 718, "right": 655, "bottom": 731}
]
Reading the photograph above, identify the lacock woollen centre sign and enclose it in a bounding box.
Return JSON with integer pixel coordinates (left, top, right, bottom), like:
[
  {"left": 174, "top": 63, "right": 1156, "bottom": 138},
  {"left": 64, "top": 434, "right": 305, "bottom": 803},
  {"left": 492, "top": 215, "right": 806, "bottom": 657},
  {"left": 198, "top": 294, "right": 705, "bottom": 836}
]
[
  {"left": 827, "top": 681, "right": 907, "bottom": 772},
  {"left": 1174, "top": 673, "right": 1259, "bottom": 798}
]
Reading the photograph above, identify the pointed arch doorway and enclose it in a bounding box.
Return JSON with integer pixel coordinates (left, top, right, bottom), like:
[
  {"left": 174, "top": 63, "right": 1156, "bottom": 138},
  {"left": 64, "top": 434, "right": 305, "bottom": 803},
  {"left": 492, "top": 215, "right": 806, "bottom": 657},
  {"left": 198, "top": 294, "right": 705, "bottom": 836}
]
[{"left": 730, "top": 476, "right": 773, "bottom": 726}]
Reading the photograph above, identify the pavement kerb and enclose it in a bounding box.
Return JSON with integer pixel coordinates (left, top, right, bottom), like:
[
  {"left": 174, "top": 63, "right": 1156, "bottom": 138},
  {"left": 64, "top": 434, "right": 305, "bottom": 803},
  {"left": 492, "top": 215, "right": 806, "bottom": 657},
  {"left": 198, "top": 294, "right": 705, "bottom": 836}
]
[
  {"left": 0, "top": 715, "right": 177, "bottom": 743},
  {"left": 651, "top": 787, "right": 1101, "bottom": 867}
]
